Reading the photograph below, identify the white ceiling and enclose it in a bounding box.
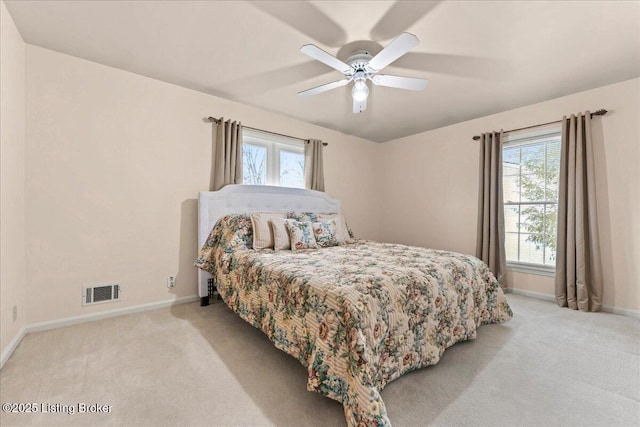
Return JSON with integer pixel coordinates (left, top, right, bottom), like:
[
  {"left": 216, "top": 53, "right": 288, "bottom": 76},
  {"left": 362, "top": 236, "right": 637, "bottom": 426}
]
[{"left": 5, "top": 0, "right": 640, "bottom": 142}]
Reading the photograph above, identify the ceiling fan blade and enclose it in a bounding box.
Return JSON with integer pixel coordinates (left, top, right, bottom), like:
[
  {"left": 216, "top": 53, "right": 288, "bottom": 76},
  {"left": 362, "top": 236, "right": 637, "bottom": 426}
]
[
  {"left": 393, "top": 52, "right": 512, "bottom": 80},
  {"left": 372, "top": 74, "right": 428, "bottom": 91},
  {"left": 353, "top": 97, "right": 367, "bottom": 114},
  {"left": 298, "top": 79, "right": 350, "bottom": 97},
  {"left": 366, "top": 32, "right": 420, "bottom": 72},
  {"left": 300, "top": 45, "right": 352, "bottom": 74},
  {"left": 370, "top": 1, "right": 441, "bottom": 41},
  {"left": 252, "top": 2, "right": 346, "bottom": 48}
]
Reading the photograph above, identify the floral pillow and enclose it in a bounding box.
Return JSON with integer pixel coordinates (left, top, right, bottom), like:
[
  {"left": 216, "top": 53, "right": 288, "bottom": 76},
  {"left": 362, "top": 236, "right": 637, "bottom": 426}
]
[
  {"left": 286, "top": 212, "right": 319, "bottom": 222},
  {"left": 312, "top": 219, "right": 339, "bottom": 248},
  {"left": 285, "top": 220, "right": 318, "bottom": 251},
  {"left": 317, "top": 213, "right": 353, "bottom": 243}
]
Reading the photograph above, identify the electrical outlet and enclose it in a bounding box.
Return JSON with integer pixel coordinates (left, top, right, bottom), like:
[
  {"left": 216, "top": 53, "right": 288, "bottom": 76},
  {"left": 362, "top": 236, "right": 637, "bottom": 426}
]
[
  {"left": 12, "top": 305, "right": 17, "bottom": 322},
  {"left": 167, "top": 276, "right": 176, "bottom": 288}
]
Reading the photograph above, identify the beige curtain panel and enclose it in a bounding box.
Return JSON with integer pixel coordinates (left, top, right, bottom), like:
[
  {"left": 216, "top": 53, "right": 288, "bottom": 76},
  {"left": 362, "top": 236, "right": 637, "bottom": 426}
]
[
  {"left": 304, "top": 139, "right": 325, "bottom": 191},
  {"left": 555, "top": 112, "right": 603, "bottom": 312},
  {"left": 211, "top": 118, "right": 243, "bottom": 191},
  {"left": 476, "top": 131, "right": 507, "bottom": 286}
]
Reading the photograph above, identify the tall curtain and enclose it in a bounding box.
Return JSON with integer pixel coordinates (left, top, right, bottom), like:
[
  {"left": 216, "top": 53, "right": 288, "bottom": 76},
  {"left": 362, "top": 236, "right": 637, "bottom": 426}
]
[
  {"left": 476, "top": 131, "right": 507, "bottom": 285},
  {"left": 304, "top": 139, "right": 325, "bottom": 191},
  {"left": 211, "top": 118, "right": 243, "bottom": 191},
  {"left": 555, "top": 112, "right": 603, "bottom": 312}
]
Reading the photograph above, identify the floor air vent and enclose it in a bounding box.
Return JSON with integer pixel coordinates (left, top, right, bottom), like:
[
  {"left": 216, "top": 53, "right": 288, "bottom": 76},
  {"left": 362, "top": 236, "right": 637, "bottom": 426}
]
[{"left": 82, "top": 284, "right": 120, "bottom": 306}]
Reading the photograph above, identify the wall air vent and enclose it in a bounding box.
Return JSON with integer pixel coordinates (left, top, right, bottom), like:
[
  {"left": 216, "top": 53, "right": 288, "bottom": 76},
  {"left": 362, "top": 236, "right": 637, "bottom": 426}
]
[{"left": 82, "top": 284, "right": 120, "bottom": 306}]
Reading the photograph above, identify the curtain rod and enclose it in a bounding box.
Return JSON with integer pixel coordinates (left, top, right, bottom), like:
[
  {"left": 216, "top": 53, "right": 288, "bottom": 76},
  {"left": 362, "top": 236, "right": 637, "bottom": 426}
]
[
  {"left": 471, "top": 109, "right": 608, "bottom": 141},
  {"left": 207, "top": 117, "right": 328, "bottom": 146}
]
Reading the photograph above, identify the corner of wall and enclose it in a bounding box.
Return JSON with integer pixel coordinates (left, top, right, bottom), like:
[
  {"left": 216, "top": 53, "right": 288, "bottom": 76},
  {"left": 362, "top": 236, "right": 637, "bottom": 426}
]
[
  {"left": 0, "top": 0, "right": 27, "bottom": 365},
  {"left": 373, "top": 78, "right": 640, "bottom": 313}
]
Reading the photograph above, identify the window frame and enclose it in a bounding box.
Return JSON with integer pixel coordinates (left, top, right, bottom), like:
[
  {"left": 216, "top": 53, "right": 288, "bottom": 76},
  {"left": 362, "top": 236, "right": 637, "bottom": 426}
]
[
  {"left": 502, "top": 125, "right": 562, "bottom": 276},
  {"left": 243, "top": 129, "right": 305, "bottom": 188}
]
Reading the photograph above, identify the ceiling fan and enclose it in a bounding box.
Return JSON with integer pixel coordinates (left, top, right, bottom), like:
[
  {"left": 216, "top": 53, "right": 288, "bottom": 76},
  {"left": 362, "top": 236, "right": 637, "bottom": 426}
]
[{"left": 298, "top": 32, "right": 428, "bottom": 113}]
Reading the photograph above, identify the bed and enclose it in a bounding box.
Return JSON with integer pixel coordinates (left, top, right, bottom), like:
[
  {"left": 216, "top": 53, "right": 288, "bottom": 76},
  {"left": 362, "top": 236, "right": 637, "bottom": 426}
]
[{"left": 195, "top": 185, "right": 512, "bottom": 426}]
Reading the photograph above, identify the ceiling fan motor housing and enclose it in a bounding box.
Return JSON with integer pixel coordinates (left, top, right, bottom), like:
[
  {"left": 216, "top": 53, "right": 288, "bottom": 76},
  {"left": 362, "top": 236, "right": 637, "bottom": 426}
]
[
  {"left": 298, "top": 33, "right": 427, "bottom": 113},
  {"left": 347, "top": 50, "right": 373, "bottom": 73}
]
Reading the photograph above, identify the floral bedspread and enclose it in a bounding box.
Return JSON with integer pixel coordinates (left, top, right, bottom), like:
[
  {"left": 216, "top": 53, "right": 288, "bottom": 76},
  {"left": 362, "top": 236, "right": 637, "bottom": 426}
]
[{"left": 195, "top": 214, "right": 513, "bottom": 426}]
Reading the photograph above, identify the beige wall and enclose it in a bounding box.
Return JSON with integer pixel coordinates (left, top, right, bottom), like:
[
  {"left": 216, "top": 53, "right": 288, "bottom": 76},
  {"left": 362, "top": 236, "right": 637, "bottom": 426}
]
[
  {"left": 379, "top": 78, "right": 640, "bottom": 312},
  {"left": 25, "top": 45, "right": 381, "bottom": 324},
  {"left": 7, "top": 28, "right": 639, "bottom": 336},
  {"left": 0, "top": 1, "right": 27, "bottom": 357}
]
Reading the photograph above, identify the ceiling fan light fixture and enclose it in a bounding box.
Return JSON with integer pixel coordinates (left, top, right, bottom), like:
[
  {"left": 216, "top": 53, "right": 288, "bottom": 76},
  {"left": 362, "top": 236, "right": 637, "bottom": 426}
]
[
  {"left": 352, "top": 79, "right": 369, "bottom": 102},
  {"left": 298, "top": 33, "right": 427, "bottom": 113}
]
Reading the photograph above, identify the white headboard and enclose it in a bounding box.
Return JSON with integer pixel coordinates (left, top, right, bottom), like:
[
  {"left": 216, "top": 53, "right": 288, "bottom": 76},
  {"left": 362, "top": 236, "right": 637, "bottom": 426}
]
[{"left": 197, "top": 184, "right": 341, "bottom": 298}]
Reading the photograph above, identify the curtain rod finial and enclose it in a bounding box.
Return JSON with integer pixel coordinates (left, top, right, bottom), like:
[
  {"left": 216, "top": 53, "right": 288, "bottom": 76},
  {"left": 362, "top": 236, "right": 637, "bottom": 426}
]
[{"left": 472, "top": 135, "right": 481, "bottom": 141}]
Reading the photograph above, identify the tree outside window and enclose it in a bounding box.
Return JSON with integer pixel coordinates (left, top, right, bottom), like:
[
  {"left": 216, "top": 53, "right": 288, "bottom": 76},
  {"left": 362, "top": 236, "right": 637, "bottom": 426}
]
[
  {"left": 242, "top": 130, "right": 304, "bottom": 188},
  {"left": 503, "top": 132, "right": 561, "bottom": 267}
]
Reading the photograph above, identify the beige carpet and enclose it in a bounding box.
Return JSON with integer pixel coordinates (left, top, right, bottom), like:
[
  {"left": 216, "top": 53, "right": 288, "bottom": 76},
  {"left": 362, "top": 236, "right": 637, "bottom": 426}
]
[{"left": 1, "top": 294, "right": 638, "bottom": 427}]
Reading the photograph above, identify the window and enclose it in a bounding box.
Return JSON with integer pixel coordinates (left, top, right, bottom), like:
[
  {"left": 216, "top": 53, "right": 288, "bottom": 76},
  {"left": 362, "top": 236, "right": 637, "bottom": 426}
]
[
  {"left": 503, "top": 127, "right": 561, "bottom": 274},
  {"left": 242, "top": 129, "right": 305, "bottom": 188}
]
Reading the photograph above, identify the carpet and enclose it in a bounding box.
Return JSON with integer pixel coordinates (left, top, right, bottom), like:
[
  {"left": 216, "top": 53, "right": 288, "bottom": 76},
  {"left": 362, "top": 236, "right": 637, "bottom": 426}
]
[{"left": 1, "top": 294, "right": 638, "bottom": 426}]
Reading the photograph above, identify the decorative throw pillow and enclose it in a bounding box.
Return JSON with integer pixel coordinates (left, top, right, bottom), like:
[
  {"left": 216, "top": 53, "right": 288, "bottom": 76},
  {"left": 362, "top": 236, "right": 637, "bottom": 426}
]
[
  {"left": 285, "top": 220, "right": 318, "bottom": 251},
  {"left": 269, "top": 217, "right": 291, "bottom": 250},
  {"left": 317, "top": 213, "right": 352, "bottom": 243},
  {"left": 251, "top": 212, "right": 285, "bottom": 249},
  {"left": 312, "top": 219, "right": 339, "bottom": 248},
  {"left": 286, "top": 212, "right": 319, "bottom": 222}
]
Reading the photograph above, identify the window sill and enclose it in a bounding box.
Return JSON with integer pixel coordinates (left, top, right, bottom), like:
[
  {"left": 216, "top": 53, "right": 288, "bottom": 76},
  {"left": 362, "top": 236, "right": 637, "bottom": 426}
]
[{"left": 507, "top": 262, "right": 555, "bottom": 277}]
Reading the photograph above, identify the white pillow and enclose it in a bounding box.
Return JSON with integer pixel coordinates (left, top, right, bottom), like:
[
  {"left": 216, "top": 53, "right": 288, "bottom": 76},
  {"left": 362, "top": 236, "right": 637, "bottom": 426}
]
[
  {"left": 269, "top": 217, "right": 291, "bottom": 250},
  {"left": 317, "top": 213, "right": 351, "bottom": 243},
  {"left": 251, "top": 212, "right": 285, "bottom": 249}
]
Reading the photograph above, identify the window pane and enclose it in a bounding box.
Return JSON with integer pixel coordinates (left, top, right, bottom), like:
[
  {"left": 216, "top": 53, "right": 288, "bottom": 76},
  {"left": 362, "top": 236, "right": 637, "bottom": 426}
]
[
  {"left": 502, "top": 132, "right": 561, "bottom": 268},
  {"left": 503, "top": 175, "right": 520, "bottom": 203},
  {"left": 505, "top": 232, "right": 519, "bottom": 262},
  {"left": 544, "top": 204, "right": 558, "bottom": 266},
  {"left": 520, "top": 144, "right": 545, "bottom": 173},
  {"left": 545, "top": 140, "right": 561, "bottom": 200},
  {"left": 519, "top": 233, "right": 545, "bottom": 264},
  {"left": 279, "top": 150, "right": 304, "bottom": 188},
  {"left": 504, "top": 205, "right": 520, "bottom": 233},
  {"left": 520, "top": 172, "right": 545, "bottom": 202},
  {"left": 243, "top": 144, "right": 267, "bottom": 185},
  {"left": 503, "top": 147, "right": 520, "bottom": 176},
  {"left": 519, "top": 204, "right": 544, "bottom": 234},
  {"left": 544, "top": 238, "right": 557, "bottom": 265}
]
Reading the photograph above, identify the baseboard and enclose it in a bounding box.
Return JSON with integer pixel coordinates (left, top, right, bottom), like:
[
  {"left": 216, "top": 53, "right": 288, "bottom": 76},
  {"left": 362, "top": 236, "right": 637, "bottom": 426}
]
[
  {"left": 0, "top": 326, "right": 27, "bottom": 370},
  {"left": 506, "top": 288, "right": 640, "bottom": 319},
  {"left": 0, "top": 295, "right": 199, "bottom": 370},
  {"left": 26, "top": 295, "right": 200, "bottom": 333},
  {"left": 505, "top": 287, "right": 556, "bottom": 302},
  {"left": 601, "top": 304, "right": 640, "bottom": 319}
]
